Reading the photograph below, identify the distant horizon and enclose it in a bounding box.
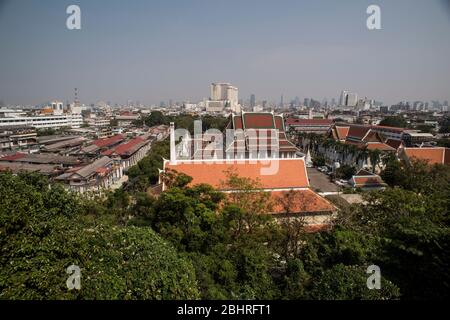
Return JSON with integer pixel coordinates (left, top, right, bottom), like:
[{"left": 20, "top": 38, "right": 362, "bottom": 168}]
[
  {"left": 1, "top": 91, "right": 449, "bottom": 108},
  {"left": 1, "top": 0, "right": 450, "bottom": 106}
]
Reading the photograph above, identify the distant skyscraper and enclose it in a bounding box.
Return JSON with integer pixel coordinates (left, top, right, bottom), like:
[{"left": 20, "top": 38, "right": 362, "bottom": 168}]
[
  {"left": 304, "top": 98, "right": 310, "bottom": 107},
  {"left": 340, "top": 90, "right": 358, "bottom": 107},
  {"left": 331, "top": 98, "right": 337, "bottom": 107},
  {"left": 280, "top": 95, "right": 284, "bottom": 107},
  {"left": 346, "top": 93, "right": 358, "bottom": 107},
  {"left": 250, "top": 94, "right": 256, "bottom": 108},
  {"left": 339, "top": 90, "right": 348, "bottom": 106},
  {"left": 74, "top": 87, "right": 80, "bottom": 107},
  {"left": 209, "top": 82, "right": 239, "bottom": 112}
]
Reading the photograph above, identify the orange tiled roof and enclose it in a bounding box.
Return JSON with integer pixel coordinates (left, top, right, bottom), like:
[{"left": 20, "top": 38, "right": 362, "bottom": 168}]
[
  {"left": 335, "top": 126, "right": 350, "bottom": 140},
  {"left": 165, "top": 158, "right": 309, "bottom": 190},
  {"left": 353, "top": 176, "right": 386, "bottom": 187},
  {"left": 366, "top": 142, "right": 396, "bottom": 151},
  {"left": 270, "top": 189, "right": 336, "bottom": 214},
  {"left": 404, "top": 147, "right": 450, "bottom": 165}
]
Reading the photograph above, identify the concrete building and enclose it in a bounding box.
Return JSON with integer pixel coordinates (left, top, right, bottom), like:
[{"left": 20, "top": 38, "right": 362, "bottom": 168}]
[
  {"left": 0, "top": 126, "right": 37, "bottom": 151},
  {"left": 50, "top": 101, "right": 64, "bottom": 116},
  {"left": 209, "top": 82, "right": 240, "bottom": 113},
  {"left": 0, "top": 114, "right": 83, "bottom": 129},
  {"left": 340, "top": 90, "right": 358, "bottom": 107}
]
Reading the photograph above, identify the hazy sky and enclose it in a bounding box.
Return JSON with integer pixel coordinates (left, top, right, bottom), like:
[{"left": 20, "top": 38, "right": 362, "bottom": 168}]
[{"left": 0, "top": 0, "right": 449, "bottom": 106}]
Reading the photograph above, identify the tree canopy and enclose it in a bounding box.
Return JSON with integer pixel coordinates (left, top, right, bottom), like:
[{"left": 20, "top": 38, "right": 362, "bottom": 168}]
[
  {"left": 0, "top": 173, "right": 199, "bottom": 300},
  {"left": 379, "top": 116, "right": 408, "bottom": 128}
]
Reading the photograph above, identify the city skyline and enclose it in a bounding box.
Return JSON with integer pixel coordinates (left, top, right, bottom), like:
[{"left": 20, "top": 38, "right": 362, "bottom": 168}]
[{"left": 1, "top": 0, "right": 450, "bottom": 106}]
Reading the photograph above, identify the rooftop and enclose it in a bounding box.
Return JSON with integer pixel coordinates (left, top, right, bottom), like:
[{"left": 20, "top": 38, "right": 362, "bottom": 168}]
[
  {"left": 403, "top": 147, "right": 450, "bottom": 165},
  {"left": 165, "top": 158, "right": 309, "bottom": 190}
]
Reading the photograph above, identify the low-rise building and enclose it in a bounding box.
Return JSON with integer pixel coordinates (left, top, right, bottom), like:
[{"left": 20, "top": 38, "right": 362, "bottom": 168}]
[
  {"left": 286, "top": 118, "right": 334, "bottom": 134},
  {"left": 0, "top": 126, "right": 37, "bottom": 151},
  {"left": 55, "top": 156, "right": 118, "bottom": 193},
  {"left": 402, "top": 130, "right": 435, "bottom": 147},
  {"left": 349, "top": 169, "right": 387, "bottom": 190},
  {"left": 0, "top": 114, "right": 83, "bottom": 129},
  {"left": 400, "top": 147, "right": 450, "bottom": 166},
  {"left": 102, "top": 136, "right": 152, "bottom": 175}
]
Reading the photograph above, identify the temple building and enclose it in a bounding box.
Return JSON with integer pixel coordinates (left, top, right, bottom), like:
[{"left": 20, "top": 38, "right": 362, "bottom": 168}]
[
  {"left": 176, "top": 112, "right": 300, "bottom": 161},
  {"left": 158, "top": 119, "right": 336, "bottom": 230}
]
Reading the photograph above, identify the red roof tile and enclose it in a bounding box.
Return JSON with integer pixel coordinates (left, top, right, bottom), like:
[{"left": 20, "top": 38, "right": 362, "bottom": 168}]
[
  {"left": 102, "top": 137, "right": 146, "bottom": 157},
  {"left": 352, "top": 176, "right": 386, "bottom": 187},
  {"left": 93, "top": 134, "right": 124, "bottom": 148},
  {"left": 233, "top": 116, "right": 243, "bottom": 130},
  {"left": 274, "top": 116, "right": 285, "bottom": 131},
  {"left": 385, "top": 139, "right": 403, "bottom": 150},
  {"left": 0, "top": 152, "right": 26, "bottom": 161},
  {"left": 347, "top": 125, "right": 371, "bottom": 140},
  {"left": 243, "top": 113, "right": 275, "bottom": 129}
]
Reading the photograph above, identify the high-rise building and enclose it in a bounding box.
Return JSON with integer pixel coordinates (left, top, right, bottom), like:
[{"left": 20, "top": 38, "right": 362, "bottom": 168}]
[
  {"left": 250, "top": 94, "right": 256, "bottom": 108},
  {"left": 304, "top": 98, "right": 310, "bottom": 107},
  {"left": 346, "top": 93, "right": 358, "bottom": 107},
  {"left": 209, "top": 82, "right": 239, "bottom": 112},
  {"left": 331, "top": 98, "right": 337, "bottom": 107},
  {"left": 340, "top": 90, "right": 358, "bottom": 107},
  {"left": 339, "top": 90, "right": 348, "bottom": 106}
]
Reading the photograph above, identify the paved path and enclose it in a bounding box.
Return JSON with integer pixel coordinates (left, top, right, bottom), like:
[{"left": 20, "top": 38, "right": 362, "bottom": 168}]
[{"left": 307, "top": 168, "right": 339, "bottom": 192}]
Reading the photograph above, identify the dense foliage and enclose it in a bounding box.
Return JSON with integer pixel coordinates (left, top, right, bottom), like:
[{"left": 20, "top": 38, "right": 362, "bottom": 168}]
[
  {"left": 126, "top": 140, "right": 170, "bottom": 192},
  {"left": 0, "top": 173, "right": 199, "bottom": 300},
  {"left": 379, "top": 116, "right": 408, "bottom": 128},
  {"left": 143, "top": 112, "right": 228, "bottom": 134}
]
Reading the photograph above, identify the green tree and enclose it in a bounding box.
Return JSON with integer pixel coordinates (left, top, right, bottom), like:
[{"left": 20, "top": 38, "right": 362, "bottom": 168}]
[
  {"left": 335, "top": 165, "right": 356, "bottom": 179},
  {"left": 309, "top": 264, "right": 400, "bottom": 300},
  {"left": 379, "top": 116, "right": 408, "bottom": 128},
  {"left": 126, "top": 139, "right": 170, "bottom": 192},
  {"left": 341, "top": 187, "right": 450, "bottom": 300},
  {"left": 0, "top": 173, "right": 200, "bottom": 300},
  {"left": 144, "top": 111, "right": 168, "bottom": 127}
]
